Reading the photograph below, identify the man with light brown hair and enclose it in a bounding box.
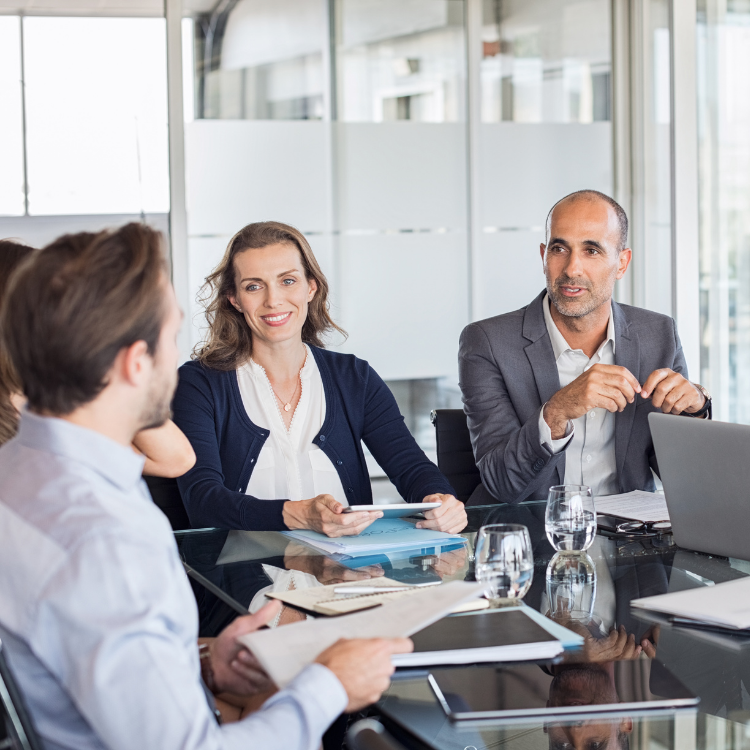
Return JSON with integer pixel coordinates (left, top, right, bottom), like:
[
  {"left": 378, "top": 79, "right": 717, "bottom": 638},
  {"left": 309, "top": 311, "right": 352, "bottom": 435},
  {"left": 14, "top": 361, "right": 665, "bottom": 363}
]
[{"left": 0, "top": 223, "right": 411, "bottom": 750}]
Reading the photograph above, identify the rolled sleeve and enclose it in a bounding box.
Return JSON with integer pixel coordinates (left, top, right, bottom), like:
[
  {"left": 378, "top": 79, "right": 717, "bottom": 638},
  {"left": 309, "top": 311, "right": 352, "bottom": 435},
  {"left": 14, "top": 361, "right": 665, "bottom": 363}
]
[{"left": 538, "top": 406, "right": 574, "bottom": 455}]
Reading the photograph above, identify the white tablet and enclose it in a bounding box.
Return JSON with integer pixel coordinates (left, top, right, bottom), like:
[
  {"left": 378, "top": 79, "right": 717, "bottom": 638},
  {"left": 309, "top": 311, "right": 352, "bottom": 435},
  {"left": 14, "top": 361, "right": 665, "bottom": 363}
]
[{"left": 343, "top": 502, "right": 441, "bottom": 518}]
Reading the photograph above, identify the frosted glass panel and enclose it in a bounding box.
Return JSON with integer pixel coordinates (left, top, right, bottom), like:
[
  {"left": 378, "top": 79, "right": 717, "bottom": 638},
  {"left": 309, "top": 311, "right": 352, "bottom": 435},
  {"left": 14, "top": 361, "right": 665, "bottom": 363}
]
[
  {"left": 0, "top": 16, "right": 24, "bottom": 216},
  {"left": 336, "top": 123, "right": 467, "bottom": 230},
  {"left": 477, "top": 230, "right": 546, "bottom": 321},
  {"left": 184, "top": 120, "right": 330, "bottom": 236},
  {"left": 476, "top": 123, "right": 613, "bottom": 320},
  {"left": 23, "top": 17, "right": 169, "bottom": 215},
  {"left": 335, "top": 232, "right": 468, "bottom": 381}
]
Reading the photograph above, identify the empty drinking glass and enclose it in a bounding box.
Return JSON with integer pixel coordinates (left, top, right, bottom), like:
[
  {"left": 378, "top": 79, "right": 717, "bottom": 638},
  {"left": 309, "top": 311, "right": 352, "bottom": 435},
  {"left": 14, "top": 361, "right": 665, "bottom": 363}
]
[
  {"left": 545, "top": 485, "right": 597, "bottom": 553},
  {"left": 474, "top": 524, "right": 534, "bottom": 603}
]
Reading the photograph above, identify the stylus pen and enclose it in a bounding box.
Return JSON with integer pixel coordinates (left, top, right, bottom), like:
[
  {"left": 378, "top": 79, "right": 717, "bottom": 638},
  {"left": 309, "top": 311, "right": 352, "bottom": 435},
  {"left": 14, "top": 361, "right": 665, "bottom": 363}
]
[{"left": 332, "top": 582, "right": 441, "bottom": 595}]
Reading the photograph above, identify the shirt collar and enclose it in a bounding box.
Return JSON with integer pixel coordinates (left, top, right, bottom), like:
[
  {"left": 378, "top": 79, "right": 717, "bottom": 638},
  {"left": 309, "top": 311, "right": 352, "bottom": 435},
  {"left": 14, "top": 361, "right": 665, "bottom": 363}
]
[
  {"left": 16, "top": 410, "right": 145, "bottom": 492},
  {"left": 543, "top": 294, "right": 616, "bottom": 362}
]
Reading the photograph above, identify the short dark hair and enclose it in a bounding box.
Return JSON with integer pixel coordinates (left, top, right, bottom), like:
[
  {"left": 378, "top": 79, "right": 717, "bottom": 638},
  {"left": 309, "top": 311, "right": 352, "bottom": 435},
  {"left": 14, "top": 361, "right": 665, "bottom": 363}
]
[
  {"left": 0, "top": 223, "right": 168, "bottom": 415},
  {"left": 0, "top": 239, "right": 37, "bottom": 444},
  {"left": 545, "top": 190, "right": 629, "bottom": 250}
]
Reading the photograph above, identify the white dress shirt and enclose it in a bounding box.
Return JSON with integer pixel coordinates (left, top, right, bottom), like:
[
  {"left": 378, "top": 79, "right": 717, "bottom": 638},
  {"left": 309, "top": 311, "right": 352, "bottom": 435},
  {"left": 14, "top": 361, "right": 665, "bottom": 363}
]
[
  {"left": 0, "top": 411, "right": 347, "bottom": 750},
  {"left": 237, "top": 345, "right": 348, "bottom": 506},
  {"left": 538, "top": 295, "right": 619, "bottom": 497}
]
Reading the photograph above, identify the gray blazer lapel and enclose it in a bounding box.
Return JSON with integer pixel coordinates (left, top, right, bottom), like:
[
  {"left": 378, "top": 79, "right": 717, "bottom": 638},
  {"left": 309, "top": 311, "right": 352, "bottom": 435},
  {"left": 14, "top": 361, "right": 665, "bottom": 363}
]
[
  {"left": 523, "top": 291, "right": 565, "bottom": 485},
  {"left": 613, "top": 300, "right": 640, "bottom": 484},
  {"left": 523, "top": 291, "right": 561, "bottom": 405}
]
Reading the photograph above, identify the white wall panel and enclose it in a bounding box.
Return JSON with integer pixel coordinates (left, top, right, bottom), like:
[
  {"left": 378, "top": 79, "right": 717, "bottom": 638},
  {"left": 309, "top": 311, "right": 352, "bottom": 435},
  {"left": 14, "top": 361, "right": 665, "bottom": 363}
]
[
  {"left": 474, "top": 122, "right": 613, "bottom": 323},
  {"left": 333, "top": 232, "right": 468, "bottom": 382},
  {"left": 184, "top": 120, "right": 330, "bottom": 236},
  {"left": 478, "top": 123, "right": 613, "bottom": 229},
  {"left": 336, "top": 123, "right": 467, "bottom": 231},
  {"left": 475, "top": 230, "right": 546, "bottom": 321}
]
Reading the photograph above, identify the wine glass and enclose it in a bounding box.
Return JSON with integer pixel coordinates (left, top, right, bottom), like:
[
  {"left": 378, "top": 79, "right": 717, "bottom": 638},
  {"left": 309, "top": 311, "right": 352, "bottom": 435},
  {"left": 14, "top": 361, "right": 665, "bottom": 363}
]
[
  {"left": 474, "top": 524, "right": 534, "bottom": 604},
  {"left": 545, "top": 485, "right": 597, "bottom": 553}
]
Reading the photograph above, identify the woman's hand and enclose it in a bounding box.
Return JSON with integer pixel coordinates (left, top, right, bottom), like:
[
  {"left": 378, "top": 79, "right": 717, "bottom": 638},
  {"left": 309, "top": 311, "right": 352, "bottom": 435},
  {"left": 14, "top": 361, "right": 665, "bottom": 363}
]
[
  {"left": 417, "top": 494, "right": 468, "bottom": 534},
  {"left": 284, "top": 541, "right": 385, "bottom": 584},
  {"left": 283, "top": 494, "right": 382, "bottom": 537},
  {"left": 428, "top": 547, "right": 468, "bottom": 579}
]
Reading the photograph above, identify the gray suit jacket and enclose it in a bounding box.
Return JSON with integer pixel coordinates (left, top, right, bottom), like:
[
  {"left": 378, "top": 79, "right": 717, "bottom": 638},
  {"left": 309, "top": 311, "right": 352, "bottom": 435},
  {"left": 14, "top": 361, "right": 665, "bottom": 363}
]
[{"left": 458, "top": 290, "right": 689, "bottom": 505}]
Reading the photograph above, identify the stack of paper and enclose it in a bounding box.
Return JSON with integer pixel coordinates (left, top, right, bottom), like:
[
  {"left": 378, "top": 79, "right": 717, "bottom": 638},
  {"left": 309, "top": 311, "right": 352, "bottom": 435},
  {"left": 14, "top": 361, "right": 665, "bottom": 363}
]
[
  {"left": 595, "top": 491, "right": 670, "bottom": 522},
  {"left": 241, "top": 580, "right": 486, "bottom": 687},
  {"left": 282, "top": 518, "right": 466, "bottom": 556},
  {"left": 268, "top": 577, "right": 490, "bottom": 616},
  {"left": 631, "top": 576, "right": 750, "bottom": 630}
]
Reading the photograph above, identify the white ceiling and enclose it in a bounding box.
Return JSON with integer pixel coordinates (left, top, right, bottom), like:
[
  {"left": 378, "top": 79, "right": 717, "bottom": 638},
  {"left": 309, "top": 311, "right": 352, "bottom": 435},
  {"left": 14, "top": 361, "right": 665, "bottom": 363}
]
[{"left": 0, "top": 0, "right": 215, "bottom": 17}]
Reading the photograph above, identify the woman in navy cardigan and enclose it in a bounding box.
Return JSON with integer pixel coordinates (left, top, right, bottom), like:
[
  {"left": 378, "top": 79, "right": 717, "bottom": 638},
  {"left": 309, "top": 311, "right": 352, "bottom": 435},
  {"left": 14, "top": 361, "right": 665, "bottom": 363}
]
[{"left": 172, "top": 221, "right": 466, "bottom": 535}]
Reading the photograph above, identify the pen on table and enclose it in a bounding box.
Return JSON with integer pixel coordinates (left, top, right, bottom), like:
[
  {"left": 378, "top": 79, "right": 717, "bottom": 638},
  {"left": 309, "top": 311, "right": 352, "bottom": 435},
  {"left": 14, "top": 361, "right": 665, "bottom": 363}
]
[{"left": 332, "top": 582, "right": 441, "bottom": 595}]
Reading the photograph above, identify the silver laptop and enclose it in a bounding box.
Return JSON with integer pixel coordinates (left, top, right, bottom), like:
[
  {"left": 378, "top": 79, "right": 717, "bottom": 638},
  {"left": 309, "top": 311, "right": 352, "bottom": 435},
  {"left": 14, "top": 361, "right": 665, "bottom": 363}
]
[{"left": 649, "top": 412, "right": 750, "bottom": 559}]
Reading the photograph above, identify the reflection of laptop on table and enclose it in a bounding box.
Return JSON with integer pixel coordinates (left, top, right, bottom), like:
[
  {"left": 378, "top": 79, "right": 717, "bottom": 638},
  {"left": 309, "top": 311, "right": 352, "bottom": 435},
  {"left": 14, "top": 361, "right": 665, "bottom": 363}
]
[{"left": 649, "top": 413, "right": 750, "bottom": 560}]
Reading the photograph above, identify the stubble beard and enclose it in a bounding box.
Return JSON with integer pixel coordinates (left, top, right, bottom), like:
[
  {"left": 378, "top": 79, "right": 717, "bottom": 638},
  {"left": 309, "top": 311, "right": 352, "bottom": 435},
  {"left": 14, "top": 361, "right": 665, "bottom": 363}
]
[
  {"left": 546, "top": 269, "right": 617, "bottom": 320},
  {"left": 139, "top": 369, "right": 176, "bottom": 431}
]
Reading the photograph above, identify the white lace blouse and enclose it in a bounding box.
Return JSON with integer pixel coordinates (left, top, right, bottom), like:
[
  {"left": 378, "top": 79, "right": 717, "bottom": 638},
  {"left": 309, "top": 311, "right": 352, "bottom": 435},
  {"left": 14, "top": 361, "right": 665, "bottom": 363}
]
[{"left": 236, "top": 345, "right": 349, "bottom": 506}]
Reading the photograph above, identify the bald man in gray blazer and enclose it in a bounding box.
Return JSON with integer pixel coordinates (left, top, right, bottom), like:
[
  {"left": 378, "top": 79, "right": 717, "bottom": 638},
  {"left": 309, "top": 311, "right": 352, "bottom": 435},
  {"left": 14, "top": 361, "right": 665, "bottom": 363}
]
[{"left": 459, "top": 191, "right": 711, "bottom": 506}]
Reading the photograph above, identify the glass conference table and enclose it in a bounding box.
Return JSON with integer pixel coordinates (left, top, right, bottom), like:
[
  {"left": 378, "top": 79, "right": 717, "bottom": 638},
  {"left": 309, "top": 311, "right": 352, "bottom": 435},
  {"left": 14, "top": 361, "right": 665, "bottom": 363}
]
[{"left": 175, "top": 503, "right": 750, "bottom": 750}]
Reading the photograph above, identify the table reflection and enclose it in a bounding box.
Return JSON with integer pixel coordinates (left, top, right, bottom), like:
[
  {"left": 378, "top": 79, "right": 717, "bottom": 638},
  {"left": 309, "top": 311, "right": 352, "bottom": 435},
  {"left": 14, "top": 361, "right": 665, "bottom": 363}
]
[
  {"left": 545, "top": 663, "right": 633, "bottom": 750},
  {"left": 175, "top": 502, "right": 750, "bottom": 749}
]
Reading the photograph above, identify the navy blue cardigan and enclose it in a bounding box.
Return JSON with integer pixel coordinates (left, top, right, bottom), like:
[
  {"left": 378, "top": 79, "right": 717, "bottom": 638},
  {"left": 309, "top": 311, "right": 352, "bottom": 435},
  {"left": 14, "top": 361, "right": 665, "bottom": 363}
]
[{"left": 172, "top": 346, "right": 455, "bottom": 530}]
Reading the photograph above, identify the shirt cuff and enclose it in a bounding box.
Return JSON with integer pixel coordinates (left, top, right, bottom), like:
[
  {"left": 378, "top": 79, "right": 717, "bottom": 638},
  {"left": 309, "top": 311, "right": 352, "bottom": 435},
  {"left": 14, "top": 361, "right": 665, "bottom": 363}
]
[
  {"left": 538, "top": 405, "right": 574, "bottom": 454},
  {"left": 267, "top": 662, "right": 348, "bottom": 725}
]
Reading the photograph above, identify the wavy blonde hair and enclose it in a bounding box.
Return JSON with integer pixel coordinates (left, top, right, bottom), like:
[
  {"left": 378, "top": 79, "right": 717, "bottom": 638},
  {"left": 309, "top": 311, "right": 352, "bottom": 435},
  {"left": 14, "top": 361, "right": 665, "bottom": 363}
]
[{"left": 194, "top": 221, "right": 345, "bottom": 370}]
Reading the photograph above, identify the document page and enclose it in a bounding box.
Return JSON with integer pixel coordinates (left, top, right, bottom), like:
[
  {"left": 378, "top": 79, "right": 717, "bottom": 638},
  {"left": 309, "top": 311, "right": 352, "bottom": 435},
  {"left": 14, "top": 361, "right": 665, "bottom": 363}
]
[
  {"left": 240, "top": 580, "right": 485, "bottom": 687},
  {"left": 595, "top": 491, "right": 669, "bottom": 523},
  {"left": 268, "top": 577, "right": 489, "bottom": 616},
  {"left": 632, "top": 576, "right": 750, "bottom": 629}
]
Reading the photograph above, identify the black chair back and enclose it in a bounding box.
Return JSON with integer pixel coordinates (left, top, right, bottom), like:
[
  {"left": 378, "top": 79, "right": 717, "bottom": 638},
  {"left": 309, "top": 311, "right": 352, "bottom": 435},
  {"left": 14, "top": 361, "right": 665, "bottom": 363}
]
[
  {"left": 0, "top": 639, "right": 44, "bottom": 750},
  {"left": 144, "top": 475, "right": 191, "bottom": 531},
  {"left": 347, "top": 719, "right": 407, "bottom": 750},
  {"left": 430, "top": 408, "right": 481, "bottom": 503}
]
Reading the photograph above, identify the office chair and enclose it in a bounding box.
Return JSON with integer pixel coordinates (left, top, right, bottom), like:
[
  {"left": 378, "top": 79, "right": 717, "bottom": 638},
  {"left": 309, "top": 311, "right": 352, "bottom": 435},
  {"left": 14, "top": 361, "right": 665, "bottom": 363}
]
[
  {"left": 0, "top": 639, "right": 44, "bottom": 750},
  {"left": 430, "top": 409, "right": 481, "bottom": 503},
  {"left": 144, "top": 475, "right": 191, "bottom": 531},
  {"left": 346, "top": 719, "right": 408, "bottom": 750}
]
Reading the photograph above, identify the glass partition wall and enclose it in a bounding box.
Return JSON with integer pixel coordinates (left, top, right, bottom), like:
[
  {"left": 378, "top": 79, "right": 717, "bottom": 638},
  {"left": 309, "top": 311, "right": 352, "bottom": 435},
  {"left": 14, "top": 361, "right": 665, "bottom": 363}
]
[
  {"left": 180, "top": 0, "right": 615, "bottom": 466},
  {"left": 697, "top": 0, "right": 750, "bottom": 423}
]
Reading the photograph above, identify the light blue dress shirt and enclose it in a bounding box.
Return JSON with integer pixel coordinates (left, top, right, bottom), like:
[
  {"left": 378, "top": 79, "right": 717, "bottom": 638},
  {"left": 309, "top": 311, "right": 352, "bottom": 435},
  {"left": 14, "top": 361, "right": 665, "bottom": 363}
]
[{"left": 0, "top": 411, "right": 347, "bottom": 750}]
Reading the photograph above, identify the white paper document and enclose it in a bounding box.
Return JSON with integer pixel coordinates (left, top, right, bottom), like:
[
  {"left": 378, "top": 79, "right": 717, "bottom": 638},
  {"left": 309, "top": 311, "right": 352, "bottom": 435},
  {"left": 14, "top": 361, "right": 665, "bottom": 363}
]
[
  {"left": 267, "top": 577, "right": 489, "bottom": 616},
  {"left": 595, "top": 491, "right": 670, "bottom": 523},
  {"left": 240, "top": 580, "right": 485, "bottom": 687},
  {"left": 631, "top": 576, "right": 750, "bottom": 630}
]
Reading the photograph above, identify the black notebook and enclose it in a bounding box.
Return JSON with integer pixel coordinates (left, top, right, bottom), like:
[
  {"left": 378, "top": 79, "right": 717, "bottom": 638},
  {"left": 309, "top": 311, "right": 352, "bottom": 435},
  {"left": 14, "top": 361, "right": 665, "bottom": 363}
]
[{"left": 391, "top": 608, "right": 563, "bottom": 668}]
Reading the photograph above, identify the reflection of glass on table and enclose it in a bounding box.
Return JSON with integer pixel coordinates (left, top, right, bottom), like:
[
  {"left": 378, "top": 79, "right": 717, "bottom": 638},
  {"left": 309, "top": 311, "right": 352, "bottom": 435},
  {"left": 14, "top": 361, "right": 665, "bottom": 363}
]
[{"left": 546, "top": 551, "right": 597, "bottom": 625}]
